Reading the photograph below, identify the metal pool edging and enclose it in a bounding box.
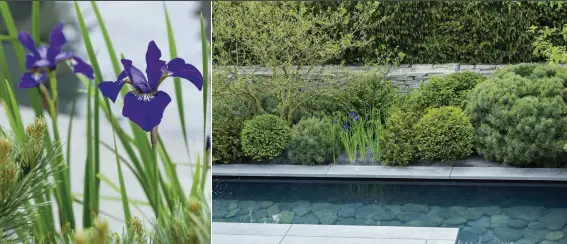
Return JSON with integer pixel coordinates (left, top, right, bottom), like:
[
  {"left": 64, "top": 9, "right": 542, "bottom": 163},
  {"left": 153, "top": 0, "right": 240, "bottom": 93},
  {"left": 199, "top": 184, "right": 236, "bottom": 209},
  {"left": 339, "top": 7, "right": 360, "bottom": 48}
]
[{"left": 212, "top": 164, "right": 567, "bottom": 182}]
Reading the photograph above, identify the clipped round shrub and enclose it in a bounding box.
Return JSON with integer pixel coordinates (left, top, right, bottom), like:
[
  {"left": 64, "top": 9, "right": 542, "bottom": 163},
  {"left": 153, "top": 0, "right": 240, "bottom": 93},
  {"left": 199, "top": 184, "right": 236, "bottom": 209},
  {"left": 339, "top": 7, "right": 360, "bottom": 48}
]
[
  {"left": 466, "top": 64, "right": 567, "bottom": 167},
  {"left": 241, "top": 114, "right": 290, "bottom": 160},
  {"left": 380, "top": 109, "right": 421, "bottom": 166},
  {"left": 407, "top": 72, "right": 485, "bottom": 112},
  {"left": 413, "top": 106, "right": 474, "bottom": 162},
  {"left": 287, "top": 117, "right": 334, "bottom": 165}
]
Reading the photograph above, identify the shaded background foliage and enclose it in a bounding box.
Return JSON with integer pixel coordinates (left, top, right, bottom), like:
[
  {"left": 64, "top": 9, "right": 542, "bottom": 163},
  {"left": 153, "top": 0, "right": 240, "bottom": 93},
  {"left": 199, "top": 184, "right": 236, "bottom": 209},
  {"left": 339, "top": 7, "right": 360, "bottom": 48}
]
[{"left": 213, "top": 1, "right": 567, "bottom": 65}]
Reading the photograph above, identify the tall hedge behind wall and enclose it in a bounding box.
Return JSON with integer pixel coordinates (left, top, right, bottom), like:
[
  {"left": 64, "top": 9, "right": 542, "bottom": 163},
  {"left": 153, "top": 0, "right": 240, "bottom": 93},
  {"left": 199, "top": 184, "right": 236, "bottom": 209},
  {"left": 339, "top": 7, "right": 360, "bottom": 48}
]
[{"left": 213, "top": 1, "right": 567, "bottom": 65}]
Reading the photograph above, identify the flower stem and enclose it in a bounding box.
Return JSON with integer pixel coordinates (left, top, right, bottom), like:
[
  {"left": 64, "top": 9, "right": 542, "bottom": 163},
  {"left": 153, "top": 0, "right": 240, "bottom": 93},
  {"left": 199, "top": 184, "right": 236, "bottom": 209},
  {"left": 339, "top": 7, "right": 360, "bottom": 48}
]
[
  {"left": 48, "top": 71, "right": 59, "bottom": 116},
  {"left": 37, "top": 84, "right": 53, "bottom": 113},
  {"left": 46, "top": 72, "right": 60, "bottom": 140},
  {"left": 47, "top": 71, "right": 76, "bottom": 227},
  {"left": 150, "top": 126, "right": 159, "bottom": 219}
]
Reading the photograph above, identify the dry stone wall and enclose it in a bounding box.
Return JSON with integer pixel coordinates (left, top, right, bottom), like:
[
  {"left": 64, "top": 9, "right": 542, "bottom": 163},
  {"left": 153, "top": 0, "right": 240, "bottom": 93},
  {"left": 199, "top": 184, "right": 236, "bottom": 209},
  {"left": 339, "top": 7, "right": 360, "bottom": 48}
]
[
  {"left": 222, "top": 64, "right": 564, "bottom": 94},
  {"left": 385, "top": 64, "right": 507, "bottom": 94}
]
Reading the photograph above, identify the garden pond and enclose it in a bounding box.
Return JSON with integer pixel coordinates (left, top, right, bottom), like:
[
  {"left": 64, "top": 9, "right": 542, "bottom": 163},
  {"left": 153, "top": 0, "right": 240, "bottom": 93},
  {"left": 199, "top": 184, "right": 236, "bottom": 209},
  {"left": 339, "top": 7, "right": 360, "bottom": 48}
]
[{"left": 212, "top": 178, "right": 567, "bottom": 244}]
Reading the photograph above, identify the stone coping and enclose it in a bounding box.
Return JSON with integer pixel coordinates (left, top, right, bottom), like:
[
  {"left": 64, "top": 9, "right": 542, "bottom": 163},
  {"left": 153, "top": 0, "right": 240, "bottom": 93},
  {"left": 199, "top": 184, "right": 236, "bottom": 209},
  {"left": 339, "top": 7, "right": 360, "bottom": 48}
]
[
  {"left": 212, "top": 222, "right": 458, "bottom": 244},
  {"left": 213, "top": 164, "right": 567, "bottom": 181}
]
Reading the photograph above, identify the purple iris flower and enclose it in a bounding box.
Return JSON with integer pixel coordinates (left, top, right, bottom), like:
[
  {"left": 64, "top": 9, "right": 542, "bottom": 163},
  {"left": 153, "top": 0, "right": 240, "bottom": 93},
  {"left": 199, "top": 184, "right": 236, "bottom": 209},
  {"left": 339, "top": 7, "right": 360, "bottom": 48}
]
[
  {"left": 349, "top": 111, "right": 360, "bottom": 121},
  {"left": 17, "top": 23, "right": 94, "bottom": 88},
  {"left": 98, "top": 41, "right": 203, "bottom": 132},
  {"left": 341, "top": 122, "right": 349, "bottom": 131}
]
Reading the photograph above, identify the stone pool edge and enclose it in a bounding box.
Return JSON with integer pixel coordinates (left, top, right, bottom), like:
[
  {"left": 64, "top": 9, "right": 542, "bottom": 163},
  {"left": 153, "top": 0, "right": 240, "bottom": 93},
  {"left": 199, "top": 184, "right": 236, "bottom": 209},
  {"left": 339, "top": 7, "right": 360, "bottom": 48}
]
[
  {"left": 212, "top": 222, "right": 459, "bottom": 244},
  {"left": 212, "top": 164, "right": 567, "bottom": 181}
]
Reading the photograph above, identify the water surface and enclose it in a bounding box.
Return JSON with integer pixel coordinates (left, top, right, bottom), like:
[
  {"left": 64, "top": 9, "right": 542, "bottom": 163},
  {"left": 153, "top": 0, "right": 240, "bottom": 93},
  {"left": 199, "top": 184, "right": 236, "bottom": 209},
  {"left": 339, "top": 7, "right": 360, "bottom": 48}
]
[{"left": 213, "top": 178, "right": 567, "bottom": 244}]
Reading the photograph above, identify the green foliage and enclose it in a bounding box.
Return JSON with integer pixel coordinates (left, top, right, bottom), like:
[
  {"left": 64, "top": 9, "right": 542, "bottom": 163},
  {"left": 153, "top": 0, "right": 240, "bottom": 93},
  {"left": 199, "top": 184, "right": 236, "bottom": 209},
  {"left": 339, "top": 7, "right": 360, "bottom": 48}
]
[
  {"left": 413, "top": 106, "right": 474, "bottom": 161},
  {"left": 287, "top": 117, "right": 334, "bottom": 165},
  {"left": 380, "top": 109, "right": 420, "bottom": 166},
  {"left": 152, "top": 195, "right": 211, "bottom": 244},
  {"left": 296, "top": 70, "right": 398, "bottom": 123},
  {"left": 407, "top": 72, "right": 486, "bottom": 112},
  {"left": 0, "top": 118, "right": 61, "bottom": 241},
  {"left": 212, "top": 1, "right": 378, "bottom": 67},
  {"left": 466, "top": 64, "right": 567, "bottom": 167},
  {"left": 212, "top": 1, "right": 382, "bottom": 125},
  {"left": 73, "top": 193, "right": 211, "bottom": 244},
  {"left": 295, "top": 87, "right": 349, "bottom": 121},
  {"left": 328, "top": 1, "right": 567, "bottom": 64},
  {"left": 215, "top": 1, "right": 567, "bottom": 65},
  {"left": 212, "top": 73, "right": 261, "bottom": 164},
  {"left": 211, "top": 115, "right": 245, "bottom": 164},
  {"left": 340, "top": 71, "right": 398, "bottom": 122},
  {"left": 331, "top": 110, "right": 384, "bottom": 163},
  {"left": 241, "top": 114, "right": 291, "bottom": 160},
  {"left": 72, "top": 219, "right": 111, "bottom": 244},
  {"left": 531, "top": 24, "right": 567, "bottom": 64}
]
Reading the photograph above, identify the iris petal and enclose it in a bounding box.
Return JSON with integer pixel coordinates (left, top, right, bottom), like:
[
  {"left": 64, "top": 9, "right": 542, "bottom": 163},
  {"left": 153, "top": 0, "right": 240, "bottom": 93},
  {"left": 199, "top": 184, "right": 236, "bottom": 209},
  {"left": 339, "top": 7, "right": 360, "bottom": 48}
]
[
  {"left": 121, "top": 59, "right": 152, "bottom": 93},
  {"left": 34, "top": 59, "right": 50, "bottom": 68},
  {"left": 98, "top": 71, "right": 127, "bottom": 103},
  {"left": 55, "top": 51, "right": 73, "bottom": 64},
  {"left": 122, "top": 91, "right": 171, "bottom": 132},
  {"left": 46, "top": 47, "right": 61, "bottom": 68},
  {"left": 25, "top": 54, "right": 41, "bottom": 70},
  {"left": 36, "top": 45, "right": 49, "bottom": 59},
  {"left": 70, "top": 56, "right": 94, "bottom": 79},
  {"left": 98, "top": 81, "right": 124, "bottom": 103},
  {"left": 18, "top": 71, "right": 46, "bottom": 88},
  {"left": 145, "top": 41, "right": 166, "bottom": 89},
  {"left": 117, "top": 70, "right": 128, "bottom": 82},
  {"left": 49, "top": 23, "right": 67, "bottom": 48},
  {"left": 17, "top": 32, "right": 38, "bottom": 55},
  {"left": 167, "top": 58, "right": 203, "bottom": 91}
]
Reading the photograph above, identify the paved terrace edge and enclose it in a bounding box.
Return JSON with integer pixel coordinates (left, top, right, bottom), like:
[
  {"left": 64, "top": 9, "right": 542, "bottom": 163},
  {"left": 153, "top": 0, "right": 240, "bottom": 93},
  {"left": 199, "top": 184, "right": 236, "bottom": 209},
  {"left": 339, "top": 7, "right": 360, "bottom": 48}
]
[
  {"left": 212, "top": 164, "right": 567, "bottom": 181},
  {"left": 212, "top": 222, "right": 459, "bottom": 244}
]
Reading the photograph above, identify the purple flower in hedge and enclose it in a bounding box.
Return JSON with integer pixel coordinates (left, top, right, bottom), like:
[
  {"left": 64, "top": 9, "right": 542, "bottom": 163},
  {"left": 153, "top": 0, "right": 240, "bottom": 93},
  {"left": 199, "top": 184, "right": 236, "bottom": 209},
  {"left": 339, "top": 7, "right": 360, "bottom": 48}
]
[
  {"left": 349, "top": 111, "right": 359, "bottom": 121},
  {"left": 17, "top": 23, "right": 94, "bottom": 88},
  {"left": 341, "top": 122, "right": 349, "bottom": 131},
  {"left": 98, "top": 41, "right": 203, "bottom": 132}
]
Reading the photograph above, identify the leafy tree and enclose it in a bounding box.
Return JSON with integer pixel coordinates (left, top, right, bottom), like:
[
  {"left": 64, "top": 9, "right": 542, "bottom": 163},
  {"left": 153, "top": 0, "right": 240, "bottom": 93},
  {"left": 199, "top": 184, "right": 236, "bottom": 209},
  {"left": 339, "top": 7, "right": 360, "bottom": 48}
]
[{"left": 212, "top": 1, "right": 380, "bottom": 125}]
